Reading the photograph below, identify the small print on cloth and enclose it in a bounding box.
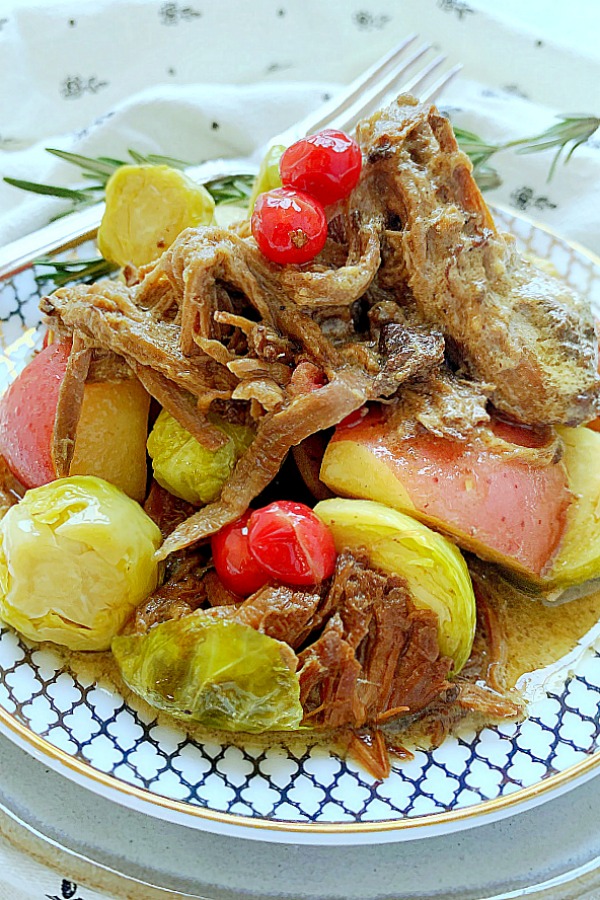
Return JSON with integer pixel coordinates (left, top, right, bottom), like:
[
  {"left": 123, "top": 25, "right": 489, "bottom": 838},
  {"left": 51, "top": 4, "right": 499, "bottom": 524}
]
[{"left": 46, "top": 879, "right": 86, "bottom": 900}]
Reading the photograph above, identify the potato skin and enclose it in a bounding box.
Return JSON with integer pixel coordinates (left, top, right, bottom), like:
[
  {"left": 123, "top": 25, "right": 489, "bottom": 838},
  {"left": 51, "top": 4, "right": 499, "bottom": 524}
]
[
  {"left": 320, "top": 415, "right": 571, "bottom": 580},
  {"left": 0, "top": 341, "right": 71, "bottom": 488}
]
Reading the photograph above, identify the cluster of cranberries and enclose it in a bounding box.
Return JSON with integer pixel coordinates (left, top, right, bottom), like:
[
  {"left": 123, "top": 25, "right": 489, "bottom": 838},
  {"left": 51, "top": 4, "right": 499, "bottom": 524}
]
[
  {"left": 212, "top": 501, "right": 337, "bottom": 597},
  {"left": 214, "top": 135, "right": 363, "bottom": 591},
  {"left": 250, "top": 129, "right": 363, "bottom": 266}
]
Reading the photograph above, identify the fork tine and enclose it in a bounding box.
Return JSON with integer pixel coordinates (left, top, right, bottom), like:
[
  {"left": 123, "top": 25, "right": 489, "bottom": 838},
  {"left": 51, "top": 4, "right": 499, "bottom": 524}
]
[
  {"left": 329, "top": 44, "right": 444, "bottom": 134},
  {"left": 335, "top": 32, "right": 420, "bottom": 103},
  {"left": 395, "top": 53, "right": 448, "bottom": 98},
  {"left": 282, "top": 33, "right": 419, "bottom": 141},
  {"left": 320, "top": 42, "right": 433, "bottom": 134},
  {"left": 325, "top": 57, "right": 462, "bottom": 136},
  {"left": 420, "top": 62, "right": 462, "bottom": 103}
]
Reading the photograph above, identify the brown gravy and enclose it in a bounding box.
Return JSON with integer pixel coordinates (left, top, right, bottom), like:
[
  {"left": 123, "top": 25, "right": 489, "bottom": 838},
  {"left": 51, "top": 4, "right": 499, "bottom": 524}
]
[
  {"left": 49, "top": 572, "right": 600, "bottom": 761},
  {"left": 474, "top": 569, "right": 600, "bottom": 689}
]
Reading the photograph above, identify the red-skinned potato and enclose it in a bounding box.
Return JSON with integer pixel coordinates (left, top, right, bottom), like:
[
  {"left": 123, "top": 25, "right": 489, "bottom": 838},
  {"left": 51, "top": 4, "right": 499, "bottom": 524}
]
[
  {"left": 70, "top": 379, "right": 150, "bottom": 502},
  {"left": 0, "top": 340, "right": 70, "bottom": 489},
  {"left": 320, "top": 409, "right": 572, "bottom": 579},
  {"left": 0, "top": 340, "right": 150, "bottom": 500}
]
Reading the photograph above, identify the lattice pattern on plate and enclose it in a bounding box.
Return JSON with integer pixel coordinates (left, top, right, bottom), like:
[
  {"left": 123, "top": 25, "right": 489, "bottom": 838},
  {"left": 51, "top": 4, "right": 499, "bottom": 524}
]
[
  {"left": 0, "top": 622, "right": 599, "bottom": 823},
  {"left": 0, "top": 209, "right": 600, "bottom": 831}
]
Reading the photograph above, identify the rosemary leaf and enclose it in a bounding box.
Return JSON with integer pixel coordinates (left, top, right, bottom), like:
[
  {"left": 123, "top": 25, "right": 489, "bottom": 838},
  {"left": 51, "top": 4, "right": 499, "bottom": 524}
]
[
  {"left": 123, "top": 149, "right": 191, "bottom": 168},
  {"left": 3, "top": 176, "right": 101, "bottom": 201},
  {"left": 45, "top": 148, "right": 122, "bottom": 180},
  {"left": 126, "top": 148, "right": 149, "bottom": 165},
  {"left": 453, "top": 127, "right": 498, "bottom": 162},
  {"left": 471, "top": 163, "right": 502, "bottom": 192},
  {"left": 48, "top": 199, "right": 100, "bottom": 221},
  {"left": 205, "top": 174, "right": 254, "bottom": 205},
  {"left": 33, "top": 255, "right": 118, "bottom": 288},
  {"left": 98, "top": 155, "right": 132, "bottom": 167},
  {"left": 138, "top": 152, "right": 191, "bottom": 169}
]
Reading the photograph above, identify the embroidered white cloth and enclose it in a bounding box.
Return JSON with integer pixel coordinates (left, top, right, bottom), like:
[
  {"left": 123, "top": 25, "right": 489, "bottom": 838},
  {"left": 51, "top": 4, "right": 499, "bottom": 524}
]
[
  {"left": 0, "top": 844, "right": 107, "bottom": 900},
  {"left": 1, "top": 0, "right": 600, "bottom": 252},
  {"left": 0, "top": 0, "right": 599, "bottom": 896}
]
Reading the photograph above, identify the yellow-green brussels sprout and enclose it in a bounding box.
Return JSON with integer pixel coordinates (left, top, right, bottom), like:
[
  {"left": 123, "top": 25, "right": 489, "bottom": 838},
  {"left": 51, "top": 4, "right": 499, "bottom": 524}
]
[
  {"left": 97, "top": 164, "right": 215, "bottom": 268},
  {"left": 147, "top": 410, "right": 254, "bottom": 506},
  {"left": 0, "top": 476, "right": 162, "bottom": 651},
  {"left": 314, "top": 498, "right": 476, "bottom": 673},
  {"left": 248, "top": 144, "right": 285, "bottom": 212},
  {"left": 112, "top": 613, "right": 303, "bottom": 732}
]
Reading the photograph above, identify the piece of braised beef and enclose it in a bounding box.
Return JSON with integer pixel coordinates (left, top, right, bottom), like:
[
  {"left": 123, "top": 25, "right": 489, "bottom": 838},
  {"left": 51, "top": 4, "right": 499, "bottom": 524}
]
[{"left": 297, "top": 551, "right": 454, "bottom": 729}]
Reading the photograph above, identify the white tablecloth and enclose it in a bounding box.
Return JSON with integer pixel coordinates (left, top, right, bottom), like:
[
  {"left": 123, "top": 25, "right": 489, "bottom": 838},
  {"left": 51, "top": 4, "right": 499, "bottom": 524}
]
[
  {"left": 0, "top": 0, "right": 599, "bottom": 896},
  {"left": 1, "top": 0, "right": 600, "bottom": 253}
]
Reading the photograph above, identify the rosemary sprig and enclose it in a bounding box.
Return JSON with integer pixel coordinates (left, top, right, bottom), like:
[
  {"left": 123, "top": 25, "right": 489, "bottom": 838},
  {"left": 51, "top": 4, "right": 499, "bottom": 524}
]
[
  {"left": 33, "top": 255, "right": 118, "bottom": 288},
  {"left": 505, "top": 114, "right": 600, "bottom": 180},
  {"left": 4, "top": 111, "right": 598, "bottom": 290},
  {"left": 3, "top": 155, "right": 113, "bottom": 206},
  {"left": 2, "top": 178, "right": 104, "bottom": 203},
  {"left": 455, "top": 113, "right": 600, "bottom": 186},
  {"left": 3, "top": 148, "right": 253, "bottom": 221},
  {"left": 46, "top": 148, "right": 127, "bottom": 180},
  {"left": 204, "top": 173, "right": 254, "bottom": 205}
]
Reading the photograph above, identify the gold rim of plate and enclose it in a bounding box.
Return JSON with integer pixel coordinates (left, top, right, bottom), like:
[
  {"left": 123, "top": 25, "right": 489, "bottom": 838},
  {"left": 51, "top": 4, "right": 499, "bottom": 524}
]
[{"left": 0, "top": 206, "right": 599, "bottom": 836}]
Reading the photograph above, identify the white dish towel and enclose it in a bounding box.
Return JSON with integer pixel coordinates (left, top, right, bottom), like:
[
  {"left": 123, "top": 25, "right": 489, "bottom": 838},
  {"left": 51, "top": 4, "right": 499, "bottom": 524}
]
[{"left": 1, "top": 0, "right": 599, "bottom": 253}]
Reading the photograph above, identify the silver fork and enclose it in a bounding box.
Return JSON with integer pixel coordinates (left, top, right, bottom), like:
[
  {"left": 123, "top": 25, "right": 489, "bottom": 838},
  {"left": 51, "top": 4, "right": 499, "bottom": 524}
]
[
  {"left": 269, "top": 35, "right": 460, "bottom": 146},
  {"left": 0, "top": 38, "right": 460, "bottom": 279},
  {"left": 186, "top": 35, "right": 460, "bottom": 182}
]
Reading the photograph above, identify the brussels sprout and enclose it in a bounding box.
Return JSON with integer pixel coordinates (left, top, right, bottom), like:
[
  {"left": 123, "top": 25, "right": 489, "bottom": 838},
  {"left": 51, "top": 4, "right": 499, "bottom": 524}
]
[
  {"left": 112, "top": 613, "right": 303, "bottom": 732},
  {"left": 97, "top": 164, "right": 215, "bottom": 268},
  {"left": 147, "top": 410, "right": 254, "bottom": 506},
  {"left": 0, "top": 476, "right": 162, "bottom": 651},
  {"left": 248, "top": 144, "right": 285, "bottom": 212},
  {"left": 314, "top": 498, "right": 476, "bottom": 673}
]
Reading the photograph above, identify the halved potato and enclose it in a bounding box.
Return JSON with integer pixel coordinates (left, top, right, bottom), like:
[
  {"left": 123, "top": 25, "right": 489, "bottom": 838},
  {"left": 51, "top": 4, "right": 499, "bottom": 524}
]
[
  {"left": 70, "top": 379, "right": 150, "bottom": 502},
  {"left": 320, "top": 411, "right": 571, "bottom": 580},
  {"left": 543, "top": 426, "right": 600, "bottom": 591}
]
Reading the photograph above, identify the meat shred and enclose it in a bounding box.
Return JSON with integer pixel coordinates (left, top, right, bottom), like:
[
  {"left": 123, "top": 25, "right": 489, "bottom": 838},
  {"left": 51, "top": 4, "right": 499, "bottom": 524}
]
[
  {"left": 41, "top": 95, "right": 600, "bottom": 558},
  {"left": 130, "top": 550, "right": 518, "bottom": 742},
  {"left": 36, "top": 93, "right": 586, "bottom": 770}
]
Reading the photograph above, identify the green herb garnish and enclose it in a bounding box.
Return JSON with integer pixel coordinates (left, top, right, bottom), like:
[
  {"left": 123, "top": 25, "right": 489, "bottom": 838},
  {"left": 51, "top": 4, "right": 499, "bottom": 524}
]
[
  {"left": 33, "top": 255, "right": 118, "bottom": 288},
  {"left": 454, "top": 113, "right": 600, "bottom": 188},
  {"left": 4, "top": 149, "right": 254, "bottom": 221},
  {"left": 4, "top": 112, "right": 598, "bottom": 289}
]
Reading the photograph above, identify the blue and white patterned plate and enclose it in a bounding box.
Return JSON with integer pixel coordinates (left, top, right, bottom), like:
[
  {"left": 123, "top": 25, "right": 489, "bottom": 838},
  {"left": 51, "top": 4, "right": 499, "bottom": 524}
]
[{"left": 1, "top": 208, "right": 600, "bottom": 845}]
